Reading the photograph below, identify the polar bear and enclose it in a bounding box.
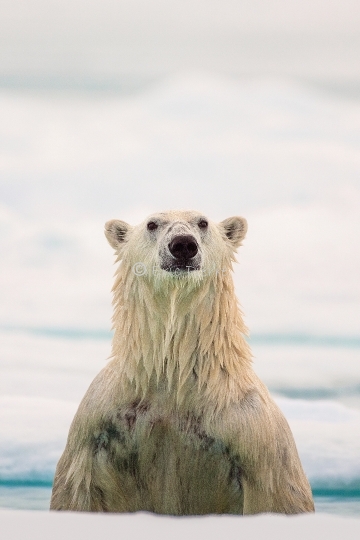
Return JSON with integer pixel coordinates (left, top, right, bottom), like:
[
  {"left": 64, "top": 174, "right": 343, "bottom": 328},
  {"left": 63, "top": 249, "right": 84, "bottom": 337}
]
[{"left": 50, "top": 210, "right": 314, "bottom": 515}]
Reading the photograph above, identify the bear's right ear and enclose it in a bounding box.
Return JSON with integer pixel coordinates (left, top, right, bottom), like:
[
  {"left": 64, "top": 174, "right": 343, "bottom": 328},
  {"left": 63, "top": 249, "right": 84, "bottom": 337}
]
[{"left": 104, "top": 220, "right": 132, "bottom": 250}]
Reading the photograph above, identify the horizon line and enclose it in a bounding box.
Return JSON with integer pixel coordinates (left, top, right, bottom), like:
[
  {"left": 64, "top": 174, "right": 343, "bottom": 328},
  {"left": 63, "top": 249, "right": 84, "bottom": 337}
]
[{"left": 1, "top": 326, "right": 360, "bottom": 348}]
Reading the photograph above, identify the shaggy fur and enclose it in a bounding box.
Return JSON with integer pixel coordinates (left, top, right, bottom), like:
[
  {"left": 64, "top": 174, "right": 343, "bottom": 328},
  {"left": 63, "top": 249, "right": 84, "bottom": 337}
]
[{"left": 50, "top": 210, "right": 314, "bottom": 515}]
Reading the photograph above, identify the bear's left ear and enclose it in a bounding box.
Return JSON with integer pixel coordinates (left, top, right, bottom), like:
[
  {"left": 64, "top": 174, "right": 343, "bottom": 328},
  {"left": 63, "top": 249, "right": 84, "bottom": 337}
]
[
  {"left": 104, "top": 219, "right": 132, "bottom": 250},
  {"left": 220, "top": 216, "right": 248, "bottom": 248}
]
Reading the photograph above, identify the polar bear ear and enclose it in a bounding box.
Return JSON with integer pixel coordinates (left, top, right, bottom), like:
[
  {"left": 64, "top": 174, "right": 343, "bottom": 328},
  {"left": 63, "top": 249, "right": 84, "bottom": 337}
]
[
  {"left": 220, "top": 216, "right": 248, "bottom": 248},
  {"left": 104, "top": 219, "right": 132, "bottom": 250}
]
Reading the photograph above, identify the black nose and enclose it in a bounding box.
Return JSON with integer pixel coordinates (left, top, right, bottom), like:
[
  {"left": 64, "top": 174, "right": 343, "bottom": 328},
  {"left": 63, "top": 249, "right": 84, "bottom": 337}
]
[{"left": 168, "top": 235, "right": 198, "bottom": 260}]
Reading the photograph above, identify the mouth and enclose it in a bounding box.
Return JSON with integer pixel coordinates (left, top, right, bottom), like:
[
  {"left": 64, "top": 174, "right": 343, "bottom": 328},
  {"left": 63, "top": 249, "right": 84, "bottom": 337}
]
[{"left": 161, "top": 262, "right": 200, "bottom": 273}]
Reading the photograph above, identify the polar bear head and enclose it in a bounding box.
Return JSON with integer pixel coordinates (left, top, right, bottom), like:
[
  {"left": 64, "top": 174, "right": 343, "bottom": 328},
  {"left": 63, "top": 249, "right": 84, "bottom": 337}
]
[{"left": 105, "top": 210, "right": 247, "bottom": 283}]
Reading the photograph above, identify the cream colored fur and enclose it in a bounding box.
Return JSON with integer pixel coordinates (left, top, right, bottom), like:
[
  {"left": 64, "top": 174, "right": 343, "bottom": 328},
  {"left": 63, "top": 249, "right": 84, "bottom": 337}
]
[{"left": 50, "top": 210, "right": 314, "bottom": 515}]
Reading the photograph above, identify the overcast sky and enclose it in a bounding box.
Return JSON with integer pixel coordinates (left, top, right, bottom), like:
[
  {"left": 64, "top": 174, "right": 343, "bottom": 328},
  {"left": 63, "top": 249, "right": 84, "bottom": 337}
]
[{"left": 1, "top": 1, "right": 360, "bottom": 83}]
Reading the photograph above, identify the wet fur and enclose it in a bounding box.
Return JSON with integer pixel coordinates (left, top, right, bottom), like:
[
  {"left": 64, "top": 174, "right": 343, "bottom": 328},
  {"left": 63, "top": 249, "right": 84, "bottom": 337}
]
[{"left": 50, "top": 210, "right": 314, "bottom": 515}]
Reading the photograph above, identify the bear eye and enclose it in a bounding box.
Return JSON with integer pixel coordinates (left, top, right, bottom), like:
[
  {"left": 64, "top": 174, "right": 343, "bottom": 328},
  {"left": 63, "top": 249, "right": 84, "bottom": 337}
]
[
  {"left": 198, "top": 220, "right": 208, "bottom": 229},
  {"left": 147, "top": 221, "right": 158, "bottom": 231}
]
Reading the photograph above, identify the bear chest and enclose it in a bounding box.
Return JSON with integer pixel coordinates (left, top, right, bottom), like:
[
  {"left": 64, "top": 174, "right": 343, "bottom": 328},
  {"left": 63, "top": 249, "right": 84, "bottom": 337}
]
[{"left": 91, "top": 403, "right": 244, "bottom": 514}]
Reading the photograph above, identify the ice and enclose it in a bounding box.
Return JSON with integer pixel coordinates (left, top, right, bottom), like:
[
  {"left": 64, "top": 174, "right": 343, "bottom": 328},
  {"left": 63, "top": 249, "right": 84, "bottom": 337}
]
[
  {"left": 275, "top": 396, "right": 360, "bottom": 488},
  {"left": 252, "top": 344, "right": 360, "bottom": 408},
  {"left": 2, "top": 510, "right": 360, "bottom": 540},
  {"left": 0, "top": 396, "right": 76, "bottom": 482}
]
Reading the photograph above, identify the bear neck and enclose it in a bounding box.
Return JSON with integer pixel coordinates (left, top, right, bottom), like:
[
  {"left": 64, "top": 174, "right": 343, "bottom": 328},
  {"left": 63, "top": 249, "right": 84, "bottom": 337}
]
[{"left": 110, "top": 262, "right": 253, "bottom": 406}]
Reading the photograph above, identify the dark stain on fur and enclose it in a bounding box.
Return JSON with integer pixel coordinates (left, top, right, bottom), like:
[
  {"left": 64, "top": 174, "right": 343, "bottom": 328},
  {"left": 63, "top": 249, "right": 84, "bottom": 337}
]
[
  {"left": 94, "top": 432, "right": 108, "bottom": 453},
  {"left": 124, "top": 410, "right": 137, "bottom": 429},
  {"left": 107, "top": 421, "right": 124, "bottom": 442},
  {"left": 115, "top": 450, "right": 146, "bottom": 490},
  {"left": 121, "top": 451, "right": 139, "bottom": 476},
  {"left": 195, "top": 429, "right": 216, "bottom": 451},
  {"left": 229, "top": 460, "right": 243, "bottom": 491},
  {"left": 120, "top": 400, "right": 150, "bottom": 430},
  {"left": 180, "top": 414, "right": 218, "bottom": 451},
  {"left": 94, "top": 420, "right": 125, "bottom": 454}
]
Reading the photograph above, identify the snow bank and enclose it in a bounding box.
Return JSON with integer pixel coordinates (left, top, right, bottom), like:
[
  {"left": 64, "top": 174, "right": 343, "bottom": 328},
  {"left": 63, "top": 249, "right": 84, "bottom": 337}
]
[{"left": 1, "top": 509, "right": 360, "bottom": 540}]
